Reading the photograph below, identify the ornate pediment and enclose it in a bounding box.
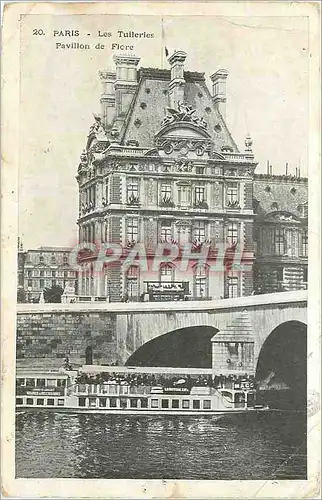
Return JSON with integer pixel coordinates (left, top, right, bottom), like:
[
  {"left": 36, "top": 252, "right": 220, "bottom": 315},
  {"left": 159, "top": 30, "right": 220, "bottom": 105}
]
[{"left": 266, "top": 211, "right": 301, "bottom": 223}]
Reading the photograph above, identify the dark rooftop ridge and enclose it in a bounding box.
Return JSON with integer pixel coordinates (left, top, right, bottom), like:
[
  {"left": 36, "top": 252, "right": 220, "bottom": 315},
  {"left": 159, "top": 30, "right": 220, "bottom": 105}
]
[{"left": 138, "top": 67, "right": 205, "bottom": 82}]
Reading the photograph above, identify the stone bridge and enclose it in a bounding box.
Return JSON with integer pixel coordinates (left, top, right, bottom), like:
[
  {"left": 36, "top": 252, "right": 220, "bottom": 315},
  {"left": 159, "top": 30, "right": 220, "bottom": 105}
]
[{"left": 16, "top": 290, "right": 307, "bottom": 376}]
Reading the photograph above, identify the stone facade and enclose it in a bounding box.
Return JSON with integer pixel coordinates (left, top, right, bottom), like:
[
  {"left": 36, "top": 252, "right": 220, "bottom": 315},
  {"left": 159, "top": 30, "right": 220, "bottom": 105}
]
[
  {"left": 18, "top": 245, "right": 77, "bottom": 302},
  {"left": 76, "top": 52, "right": 257, "bottom": 302},
  {"left": 253, "top": 174, "right": 308, "bottom": 293}
]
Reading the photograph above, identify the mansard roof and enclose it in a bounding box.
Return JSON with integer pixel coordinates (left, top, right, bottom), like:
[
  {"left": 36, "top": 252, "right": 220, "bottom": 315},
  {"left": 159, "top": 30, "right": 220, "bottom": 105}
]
[
  {"left": 253, "top": 175, "right": 308, "bottom": 218},
  {"left": 119, "top": 68, "right": 239, "bottom": 152}
]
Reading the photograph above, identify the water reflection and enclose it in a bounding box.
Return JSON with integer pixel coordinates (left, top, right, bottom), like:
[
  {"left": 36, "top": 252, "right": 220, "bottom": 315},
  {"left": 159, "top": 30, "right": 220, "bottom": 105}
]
[{"left": 16, "top": 411, "right": 306, "bottom": 480}]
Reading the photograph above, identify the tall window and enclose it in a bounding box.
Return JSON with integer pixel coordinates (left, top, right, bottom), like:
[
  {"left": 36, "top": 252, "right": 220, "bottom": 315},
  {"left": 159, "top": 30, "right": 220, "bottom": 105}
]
[
  {"left": 127, "top": 178, "right": 139, "bottom": 202},
  {"left": 274, "top": 228, "right": 285, "bottom": 255},
  {"left": 178, "top": 185, "right": 191, "bottom": 207},
  {"left": 194, "top": 265, "right": 208, "bottom": 298},
  {"left": 39, "top": 254, "right": 44, "bottom": 263},
  {"left": 227, "top": 223, "right": 238, "bottom": 246},
  {"left": 161, "top": 184, "right": 172, "bottom": 199},
  {"left": 63, "top": 253, "right": 68, "bottom": 264},
  {"left": 160, "top": 264, "right": 174, "bottom": 282},
  {"left": 194, "top": 186, "right": 205, "bottom": 205},
  {"left": 127, "top": 218, "right": 139, "bottom": 243},
  {"left": 126, "top": 266, "right": 139, "bottom": 299},
  {"left": 226, "top": 183, "right": 239, "bottom": 204},
  {"left": 227, "top": 273, "right": 239, "bottom": 298},
  {"left": 301, "top": 229, "right": 308, "bottom": 257},
  {"left": 193, "top": 221, "right": 206, "bottom": 243},
  {"left": 160, "top": 221, "right": 172, "bottom": 242}
]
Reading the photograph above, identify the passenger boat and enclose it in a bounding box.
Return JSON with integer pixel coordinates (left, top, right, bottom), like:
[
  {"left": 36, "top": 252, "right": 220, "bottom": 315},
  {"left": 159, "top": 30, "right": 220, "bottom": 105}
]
[{"left": 15, "top": 365, "right": 269, "bottom": 415}]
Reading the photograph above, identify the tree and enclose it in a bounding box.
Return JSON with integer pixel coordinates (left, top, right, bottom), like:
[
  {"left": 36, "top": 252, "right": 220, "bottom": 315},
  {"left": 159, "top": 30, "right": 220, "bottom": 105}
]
[
  {"left": 43, "top": 285, "right": 64, "bottom": 303},
  {"left": 17, "top": 286, "right": 26, "bottom": 303}
]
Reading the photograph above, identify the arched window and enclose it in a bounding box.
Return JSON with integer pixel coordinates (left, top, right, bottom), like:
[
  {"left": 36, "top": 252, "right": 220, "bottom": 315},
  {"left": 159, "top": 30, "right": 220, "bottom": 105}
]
[
  {"left": 126, "top": 265, "right": 139, "bottom": 299},
  {"left": 160, "top": 263, "right": 174, "bottom": 283},
  {"left": 194, "top": 264, "right": 209, "bottom": 298}
]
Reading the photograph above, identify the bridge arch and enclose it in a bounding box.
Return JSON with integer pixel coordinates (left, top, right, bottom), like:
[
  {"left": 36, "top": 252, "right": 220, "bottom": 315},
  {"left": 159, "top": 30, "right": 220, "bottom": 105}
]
[
  {"left": 125, "top": 325, "right": 218, "bottom": 368},
  {"left": 255, "top": 320, "right": 307, "bottom": 407}
]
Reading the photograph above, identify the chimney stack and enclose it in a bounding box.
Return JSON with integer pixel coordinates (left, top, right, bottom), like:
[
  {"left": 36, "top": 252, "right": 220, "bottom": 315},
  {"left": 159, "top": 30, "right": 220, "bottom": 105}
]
[
  {"left": 285, "top": 162, "right": 288, "bottom": 176},
  {"left": 113, "top": 55, "right": 140, "bottom": 117},
  {"left": 168, "top": 50, "right": 187, "bottom": 109},
  {"left": 210, "top": 69, "right": 228, "bottom": 119},
  {"left": 99, "top": 71, "right": 116, "bottom": 129}
]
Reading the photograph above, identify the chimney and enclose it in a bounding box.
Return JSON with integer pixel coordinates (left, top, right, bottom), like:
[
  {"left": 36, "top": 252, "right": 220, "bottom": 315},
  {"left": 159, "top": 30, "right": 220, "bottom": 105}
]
[
  {"left": 168, "top": 50, "right": 187, "bottom": 109},
  {"left": 210, "top": 69, "right": 228, "bottom": 119},
  {"left": 285, "top": 162, "right": 288, "bottom": 176},
  {"left": 99, "top": 71, "right": 116, "bottom": 128},
  {"left": 113, "top": 55, "right": 140, "bottom": 117},
  {"left": 266, "top": 160, "right": 270, "bottom": 175}
]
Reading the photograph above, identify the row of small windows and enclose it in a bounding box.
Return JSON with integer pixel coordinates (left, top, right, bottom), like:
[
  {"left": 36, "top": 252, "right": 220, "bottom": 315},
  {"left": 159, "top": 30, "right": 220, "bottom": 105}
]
[
  {"left": 81, "top": 180, "right": 240, "bottom": 210},
  {"left": 25, "top": 270, "right": 75, "bottom": 278},
  {"left": 81, "top": 220, "right": 239, "bottom": 246},
  {"left": 26, "top": 279, "right": 76, "bottom": 289},
  {"left": 76, "top": 397, "right": 212, "bottom": 410},
  {"left": 16, "top": 398, "right": 65, "bottom": 406},
  {"left": 32, "top": 254, "right": 69, "bottom": 264}
]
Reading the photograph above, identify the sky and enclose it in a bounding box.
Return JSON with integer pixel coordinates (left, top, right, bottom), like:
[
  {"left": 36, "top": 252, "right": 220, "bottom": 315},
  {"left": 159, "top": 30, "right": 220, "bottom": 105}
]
[{"left": 18, "top": 14, "right": 309, "bottom": 249}]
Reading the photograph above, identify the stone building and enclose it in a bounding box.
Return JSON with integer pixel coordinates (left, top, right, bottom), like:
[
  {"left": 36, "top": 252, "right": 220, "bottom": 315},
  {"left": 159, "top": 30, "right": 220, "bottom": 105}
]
[
  {"left": 75, "top": 51, "right": 308, "bottom": 302},
  {"left": 253, "top": 172, "right": 308, "bottom": 293},
  {"left": 76, "top": 52, "right": 257, "bottom": 302},
  {"left": 18, "top": 245, "right": 77, "bottom": 302}
]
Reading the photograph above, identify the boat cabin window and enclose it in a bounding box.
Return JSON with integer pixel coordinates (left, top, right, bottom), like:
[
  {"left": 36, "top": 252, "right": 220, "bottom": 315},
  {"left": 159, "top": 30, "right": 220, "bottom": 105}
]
[
  {"left": 120, "top": 398, "right": 127, "bottom": 409},
  {"left": 221, "top": 391, "right": 233, "bottom": 402},
  {"left": 161, "top": 399, "right": 169, "bottom": 409},
  {"left": 46, "top": 379, "right": 57, "bottom": 388},
  {"left": 37, "top": 398, "right": 44, "bottom": 405},
  {"left": 16, "top": 378, "right": 25, "bottom": 386},
  {"left": 47, "top": 398, "right": 55, "bottom": 406},
  {"left": 36, "top": 379, "right": 46, "bottom": 388},
  {"left": 140, "top": 398, "right": 148, "bottom": 408},
  {"left": 16, "top": 398, "right": 23, "bottom": 405},
  {"left": 109, "top": 398, "right": 117, "bottom": 408},
  {"left": 89, "top": 398, "right": 97, "bottom": 408},
  {"left": 171, "top": 399, "right": 179, "bottom": 409},
  {"left": 151, "top": 399, "right": 158, "bottom": 408},
  {"left": 57, "top": 399, "right": 65, "bottom": 406},
  {"left": 57, "top": 379, "right": 66, "bottom": 388},
  {"left": 26, "top": 398, "right": 33, "bottom": 405},
  {"left": 130, "top": 398, "right": 138, "bottom": 408},
  {"left": 203, "top": 400, "right": 211, "bottom": 409},
  {"left": 99, "top": 398, "right": 107, "bottom": 407},
  {"left": 193, "top": 400, "right": 200, "bottom": 410},
  {"left": 26, "top": 378, "right": 35, "bottom": 387},
  {"left": 79, "top": 397, "right": 86, "bottom": 407},
  {"left": 234, "top": 392, "right": 245, "bottom": 403},
  {"left": 182, "top": 399, "right": 190, "bottom": 409}
]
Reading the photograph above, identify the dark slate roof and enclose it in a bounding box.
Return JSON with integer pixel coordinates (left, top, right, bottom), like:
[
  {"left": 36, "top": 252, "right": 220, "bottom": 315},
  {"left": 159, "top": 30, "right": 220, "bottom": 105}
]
[
  {"left": 119, "top": 68, "right": 239, "bottom": 152},
  {"left": 211, "top": 311, "right": 254, "bottom": 343},
  {"left": 253, "top": 175, "right": 308, "bottom": 217}
]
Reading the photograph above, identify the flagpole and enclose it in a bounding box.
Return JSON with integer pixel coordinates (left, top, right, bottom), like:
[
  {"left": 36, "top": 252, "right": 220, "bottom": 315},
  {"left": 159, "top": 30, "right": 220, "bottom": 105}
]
[{"left": 161, "top": 17, "right": 164, "bottom": 69}]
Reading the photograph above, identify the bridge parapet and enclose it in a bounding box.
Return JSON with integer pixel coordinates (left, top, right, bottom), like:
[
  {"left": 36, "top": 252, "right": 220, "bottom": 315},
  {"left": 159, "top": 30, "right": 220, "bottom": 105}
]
[{"left": 17, "top": 290, "right": 307, "bottom": 315}]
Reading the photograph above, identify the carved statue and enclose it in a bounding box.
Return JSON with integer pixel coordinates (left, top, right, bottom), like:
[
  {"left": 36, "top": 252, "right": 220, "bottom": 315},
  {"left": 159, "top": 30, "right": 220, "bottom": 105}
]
[{"left": 161, "top": 102, "right": 208, "bottom": 130}]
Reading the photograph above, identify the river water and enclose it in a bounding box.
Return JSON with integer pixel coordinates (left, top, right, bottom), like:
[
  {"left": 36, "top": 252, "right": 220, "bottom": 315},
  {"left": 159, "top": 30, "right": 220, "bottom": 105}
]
[{"left": 16, "top": 411, "right": 306, "bottom": 480}]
